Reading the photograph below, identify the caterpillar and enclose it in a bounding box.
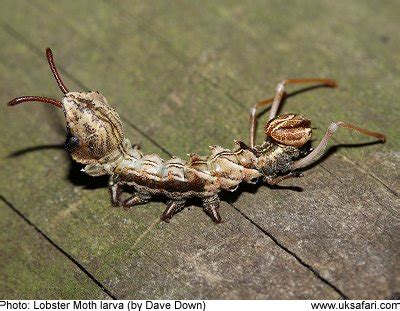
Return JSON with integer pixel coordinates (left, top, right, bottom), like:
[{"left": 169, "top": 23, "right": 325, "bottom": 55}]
[{"left": 7, "top": 48, "right": 386, "bottom": 223}]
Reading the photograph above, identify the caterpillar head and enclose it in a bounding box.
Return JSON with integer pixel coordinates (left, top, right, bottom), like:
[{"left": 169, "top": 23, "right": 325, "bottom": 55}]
[
  {"left": 7, "top": 48, "right": 124, "bottom": 164},
  {"left": 264, "top": 114, "right": 312, "bottom": 147},
  {"left": 62, "top": 91, "right": 124, "bottom": 164}
]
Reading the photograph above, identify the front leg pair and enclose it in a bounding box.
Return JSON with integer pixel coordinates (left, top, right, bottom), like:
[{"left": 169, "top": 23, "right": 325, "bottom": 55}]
[{"left": 108, "top": 176, "right": 150, "bottom": 210}]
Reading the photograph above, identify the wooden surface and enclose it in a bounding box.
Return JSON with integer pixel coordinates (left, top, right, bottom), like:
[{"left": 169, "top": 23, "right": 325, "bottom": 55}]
[{"left": 0, "top": 0, "right": 399, "bottom": 299}]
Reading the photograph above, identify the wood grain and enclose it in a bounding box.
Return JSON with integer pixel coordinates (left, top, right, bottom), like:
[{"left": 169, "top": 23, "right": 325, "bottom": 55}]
[{"left": 0, "top": 0, "right": 398, "bottom": 299}]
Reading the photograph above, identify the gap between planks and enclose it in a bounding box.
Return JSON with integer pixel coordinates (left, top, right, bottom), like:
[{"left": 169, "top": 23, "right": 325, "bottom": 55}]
[
  {"left": 229, "top": 202, "right": 348, "bottom": 299},
  {"left": 0, "top": 195, "right": 117, "bottom": 300}
]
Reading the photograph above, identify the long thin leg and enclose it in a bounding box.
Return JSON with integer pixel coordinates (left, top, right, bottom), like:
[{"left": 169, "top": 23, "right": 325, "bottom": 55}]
[
  {"left": 249, "top": 78, "right": 337, "bottom": 148},
  {"left": 160, "top": 199, "right": 186, "bottom": 222},
  {"left": 290, "top": 121, "right": 386, "bottom": 170},
  {"left": 203, "top": 195, "right": 222, "bottom": 223}
]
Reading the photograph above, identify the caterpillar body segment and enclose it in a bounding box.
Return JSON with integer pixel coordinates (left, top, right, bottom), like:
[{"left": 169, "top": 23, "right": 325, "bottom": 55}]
[
  {"left": 89, "top": 135, "right": 301, "bottom": 222},
  {"left": 7, "top": 48, "right": 386, "bottom": 224}
]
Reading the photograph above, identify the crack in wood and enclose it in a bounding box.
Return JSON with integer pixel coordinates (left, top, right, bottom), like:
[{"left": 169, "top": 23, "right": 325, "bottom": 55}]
[
  {"left": 228, "top": 202, "right": 349, "bottom": 299},
  {"left": 0, "top": 195, "right": 117, "bottom": 300}
]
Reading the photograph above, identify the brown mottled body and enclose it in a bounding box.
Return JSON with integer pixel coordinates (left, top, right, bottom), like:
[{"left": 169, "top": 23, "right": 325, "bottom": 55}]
[
  {"left": 7, "top": 48, "right": 386, "bottom": 223},
  {"left": 96, "top": 134, "right": 302, "bottom": 222},
  {"left": 108, "top": 140, "right": 297, "bottom": 197}
]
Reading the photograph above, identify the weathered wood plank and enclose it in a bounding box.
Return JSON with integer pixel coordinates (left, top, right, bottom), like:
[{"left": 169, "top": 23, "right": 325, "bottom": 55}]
[
  {"left": 0, "top": 0, "right": 398, "bottom": 299},
  {"left": 28, "top": 0, "right": 398, "bottom": 297},
  {"left": 93, "top": 0, "right": 400, "bottom": 298},
  {"left": 0, "top": 10, "right": 341, "bottom": 299},
  {"left": 0, "top": 199, "right": 111, "bottom": 299}
]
